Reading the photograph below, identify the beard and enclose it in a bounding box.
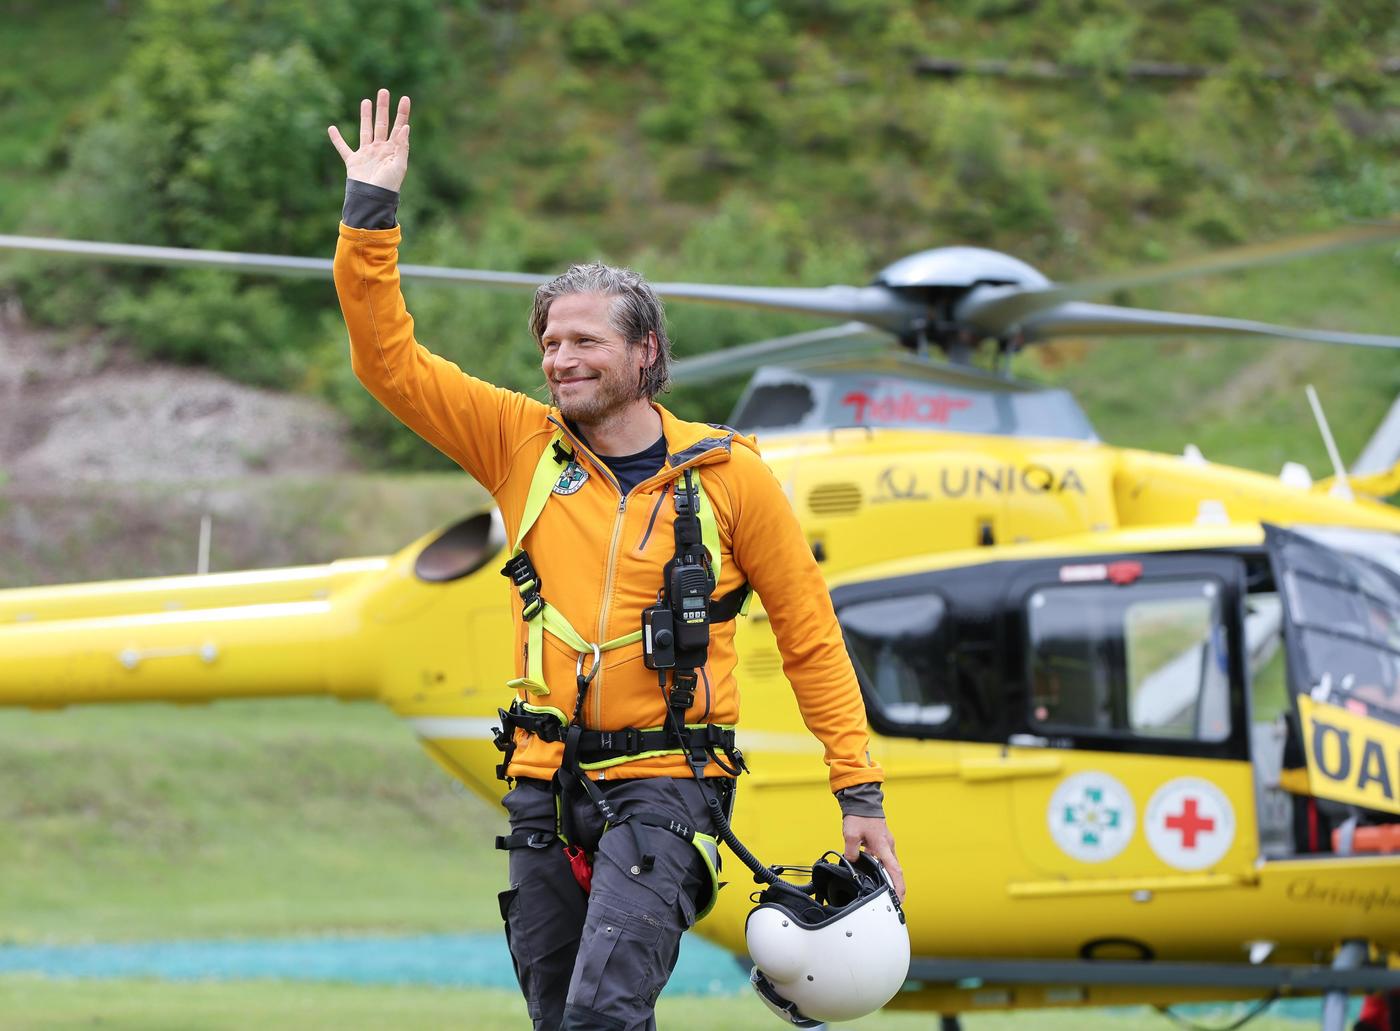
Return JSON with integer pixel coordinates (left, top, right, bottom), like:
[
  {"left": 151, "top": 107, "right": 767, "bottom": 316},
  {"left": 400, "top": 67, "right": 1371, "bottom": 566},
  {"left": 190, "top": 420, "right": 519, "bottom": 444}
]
[{"left": 548, "top": 363, "right": 639, "bottom": 424}]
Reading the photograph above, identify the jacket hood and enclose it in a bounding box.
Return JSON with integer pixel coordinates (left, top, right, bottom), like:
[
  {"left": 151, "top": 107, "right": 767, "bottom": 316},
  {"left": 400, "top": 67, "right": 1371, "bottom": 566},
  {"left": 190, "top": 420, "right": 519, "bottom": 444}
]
[{"left": 655, "top": 403, "right": 760, "bottom": 466}]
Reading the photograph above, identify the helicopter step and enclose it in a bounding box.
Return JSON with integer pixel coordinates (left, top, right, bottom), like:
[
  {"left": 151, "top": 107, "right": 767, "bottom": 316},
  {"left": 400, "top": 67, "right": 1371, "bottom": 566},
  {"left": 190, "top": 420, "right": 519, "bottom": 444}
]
[{"left": 905, "top": 951, "right": 1400, "bottom": 1029}]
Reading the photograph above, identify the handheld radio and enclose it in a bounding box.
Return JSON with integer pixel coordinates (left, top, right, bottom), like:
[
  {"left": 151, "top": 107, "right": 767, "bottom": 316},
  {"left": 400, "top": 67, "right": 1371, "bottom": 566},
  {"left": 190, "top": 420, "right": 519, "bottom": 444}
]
[{"left": 643, "top": 470, "right": 713, "bottom": 672}]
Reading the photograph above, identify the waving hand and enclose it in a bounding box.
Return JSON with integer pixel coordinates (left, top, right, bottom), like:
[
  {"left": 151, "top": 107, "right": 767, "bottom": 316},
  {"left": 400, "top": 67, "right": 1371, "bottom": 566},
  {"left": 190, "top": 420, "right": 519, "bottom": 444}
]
[{"left": 328, "top": 89, "right": 411, "bottom": 192}]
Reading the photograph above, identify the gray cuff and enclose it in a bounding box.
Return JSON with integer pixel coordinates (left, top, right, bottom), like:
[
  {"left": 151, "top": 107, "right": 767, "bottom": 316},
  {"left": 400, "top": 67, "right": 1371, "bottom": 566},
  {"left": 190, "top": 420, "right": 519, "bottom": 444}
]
[
  {"left": 342, "top": 179, "right": 399, "bottom": 230},
  {"left": 835, "top": 782, "right": 885, "bottom": 819}
]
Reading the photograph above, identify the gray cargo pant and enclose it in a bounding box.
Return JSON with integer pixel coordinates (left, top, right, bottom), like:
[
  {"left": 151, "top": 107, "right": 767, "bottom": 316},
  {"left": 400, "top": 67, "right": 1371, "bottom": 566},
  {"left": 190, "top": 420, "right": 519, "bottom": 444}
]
[{"left": 497, "top": 776, "right": 716, "bottom": 1030}]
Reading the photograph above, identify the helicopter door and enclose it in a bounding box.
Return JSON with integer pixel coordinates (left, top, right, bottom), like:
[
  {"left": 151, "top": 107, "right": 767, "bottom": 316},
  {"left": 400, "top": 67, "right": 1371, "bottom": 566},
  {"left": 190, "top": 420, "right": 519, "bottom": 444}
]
[
  {"left": 1002, "top": 552, "right": 1260, "bottom": 892},
  {"left": 1264, "top": 524, "right": 1400, "bottom": 820}
]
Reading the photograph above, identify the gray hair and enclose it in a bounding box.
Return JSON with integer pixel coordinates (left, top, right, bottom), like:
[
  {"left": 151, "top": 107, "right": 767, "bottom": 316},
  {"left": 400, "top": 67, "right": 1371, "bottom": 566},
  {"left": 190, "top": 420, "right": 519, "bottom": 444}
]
[{"left": 529, "top": 262, "right": 672, "bottom": 399}]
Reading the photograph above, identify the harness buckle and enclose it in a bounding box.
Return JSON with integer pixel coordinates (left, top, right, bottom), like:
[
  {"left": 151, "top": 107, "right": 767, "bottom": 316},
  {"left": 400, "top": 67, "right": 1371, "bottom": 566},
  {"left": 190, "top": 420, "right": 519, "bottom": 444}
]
[
  {"left": 501, "top": 553, "right": 544, "bottom": 619},
  {"left": 500, "top": 552, "right": 536, "bottom": 585},
  {"left": 600, "top": 727, "right": 645, "bottom": 754},
  {"left": 674, "top": 485, "right": 695, "bottom": 516},
  {"left": 491, "top": 708, "right": 516, "bottom": 753},
  {"left": 669, "top": 670, "right": 697, "bottom": 713}
]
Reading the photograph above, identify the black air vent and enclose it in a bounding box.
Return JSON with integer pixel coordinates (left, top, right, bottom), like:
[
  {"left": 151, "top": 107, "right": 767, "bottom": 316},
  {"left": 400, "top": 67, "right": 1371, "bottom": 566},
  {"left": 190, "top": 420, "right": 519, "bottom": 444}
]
[{"left": 807, "top": 482, "right": 862, "bottom": 515}]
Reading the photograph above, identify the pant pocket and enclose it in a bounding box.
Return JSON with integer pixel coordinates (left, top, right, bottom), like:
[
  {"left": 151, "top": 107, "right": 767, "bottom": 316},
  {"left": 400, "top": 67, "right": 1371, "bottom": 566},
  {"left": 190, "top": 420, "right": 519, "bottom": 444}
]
[
  {"left": 499, "top": 887, "right": 542, "bottom": 1022},
  {"left": 568, "top": 898, "right": 666, "bottom": 1017}
]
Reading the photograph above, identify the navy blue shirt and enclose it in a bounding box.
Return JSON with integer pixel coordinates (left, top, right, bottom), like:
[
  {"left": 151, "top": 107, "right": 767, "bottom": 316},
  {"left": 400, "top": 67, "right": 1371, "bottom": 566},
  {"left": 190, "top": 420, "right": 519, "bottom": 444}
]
[{"left": 585, "top": 432, "right": 667, "bottom": 496}]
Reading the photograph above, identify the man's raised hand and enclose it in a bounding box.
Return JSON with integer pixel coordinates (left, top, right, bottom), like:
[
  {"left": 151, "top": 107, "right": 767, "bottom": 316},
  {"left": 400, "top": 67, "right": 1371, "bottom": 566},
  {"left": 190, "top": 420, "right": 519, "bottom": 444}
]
[{"left": 328, "top": 89, "right": 411, "bottom": 193}]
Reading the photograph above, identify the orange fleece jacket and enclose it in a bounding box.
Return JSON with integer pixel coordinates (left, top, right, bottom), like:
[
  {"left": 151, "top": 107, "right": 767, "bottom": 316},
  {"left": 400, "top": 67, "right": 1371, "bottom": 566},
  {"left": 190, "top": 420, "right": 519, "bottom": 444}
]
[{"left": 334, "top": 223, "right": 882, "bottom": 793}]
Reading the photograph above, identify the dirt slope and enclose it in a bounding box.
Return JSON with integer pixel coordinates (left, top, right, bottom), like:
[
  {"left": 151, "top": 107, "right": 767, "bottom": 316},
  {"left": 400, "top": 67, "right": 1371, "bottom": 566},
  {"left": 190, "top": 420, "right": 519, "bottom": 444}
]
[{"left": 0, "top": 301, "right": 356, "bottom": 485}]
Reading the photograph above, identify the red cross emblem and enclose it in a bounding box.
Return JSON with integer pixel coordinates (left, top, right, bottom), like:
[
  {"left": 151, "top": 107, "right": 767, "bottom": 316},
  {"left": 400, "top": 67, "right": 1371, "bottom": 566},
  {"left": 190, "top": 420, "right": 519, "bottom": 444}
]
[{"left": 1164, "top": 797, "right": 1215, "bottom": 849}]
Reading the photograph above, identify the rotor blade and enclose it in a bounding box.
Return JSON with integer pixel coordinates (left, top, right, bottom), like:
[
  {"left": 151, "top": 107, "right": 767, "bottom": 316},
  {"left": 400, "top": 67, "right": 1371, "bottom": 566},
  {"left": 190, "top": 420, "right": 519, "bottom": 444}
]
[
  {"left": 651, "top": 282, "right": 922, "bottom": 334},
  {"left": 671, "top": 322, "right": 892, "bottom": 386},
  {"left": 1021, "top": 302, "right": 1400, "bottom": 349},
  {"left": 959, "top": 218, "right": 1400, "bottom": 333},
  {"left": 0, "top": 234, "right": 929, "bottom": 330},
  {"left": 0, "top": 234, "right": 550, "bottom": 289},
  {"left": 1352, "top": 395, "right": 1400, "bottom": 475}
]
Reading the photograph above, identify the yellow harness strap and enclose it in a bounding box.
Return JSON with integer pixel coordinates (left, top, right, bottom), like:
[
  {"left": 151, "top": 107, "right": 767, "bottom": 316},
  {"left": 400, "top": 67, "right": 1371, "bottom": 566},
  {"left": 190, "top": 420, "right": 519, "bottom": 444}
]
[
  {"left": 693, "top": 473, "right": 722, "bottom": 586},
  {"left": 504, "top": 432, "right": 650, "bottom": 697},
  {"left": 503, "top": 432, "right": 572, "bottom": 696}
]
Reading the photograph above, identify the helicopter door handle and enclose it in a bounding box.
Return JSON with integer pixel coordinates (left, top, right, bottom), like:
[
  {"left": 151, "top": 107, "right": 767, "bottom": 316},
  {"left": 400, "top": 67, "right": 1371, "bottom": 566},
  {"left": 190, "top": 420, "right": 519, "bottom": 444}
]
[{"left": 957, "top": 755, "right": 1063, "bottom": 782}]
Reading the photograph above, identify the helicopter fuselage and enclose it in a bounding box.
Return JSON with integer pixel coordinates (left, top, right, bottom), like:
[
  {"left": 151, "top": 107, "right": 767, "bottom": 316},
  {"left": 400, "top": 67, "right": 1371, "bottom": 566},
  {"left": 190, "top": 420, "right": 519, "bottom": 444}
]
[{"left": 3, "top": 424, "right": 1399, "bottom": 1013}]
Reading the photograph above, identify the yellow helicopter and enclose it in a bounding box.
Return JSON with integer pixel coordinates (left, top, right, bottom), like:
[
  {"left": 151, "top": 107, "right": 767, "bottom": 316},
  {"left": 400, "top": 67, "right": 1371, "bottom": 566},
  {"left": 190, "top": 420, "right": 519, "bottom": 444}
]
[{"left": 2, "top": 222, "right": 1400, "bottom": 1031}]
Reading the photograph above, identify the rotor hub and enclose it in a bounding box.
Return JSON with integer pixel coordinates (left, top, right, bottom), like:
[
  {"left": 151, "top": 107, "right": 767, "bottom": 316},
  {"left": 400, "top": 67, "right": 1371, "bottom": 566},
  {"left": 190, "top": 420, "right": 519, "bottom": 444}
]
[{"left": 874, "top": 247, "right": 1050, "bottom": 291}]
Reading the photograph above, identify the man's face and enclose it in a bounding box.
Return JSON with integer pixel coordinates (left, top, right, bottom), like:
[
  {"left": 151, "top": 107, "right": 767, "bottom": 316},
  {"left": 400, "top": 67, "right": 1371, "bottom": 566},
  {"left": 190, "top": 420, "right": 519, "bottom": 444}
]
[{"left": 540, "top": 292, "right": 647, "bottom": 423}]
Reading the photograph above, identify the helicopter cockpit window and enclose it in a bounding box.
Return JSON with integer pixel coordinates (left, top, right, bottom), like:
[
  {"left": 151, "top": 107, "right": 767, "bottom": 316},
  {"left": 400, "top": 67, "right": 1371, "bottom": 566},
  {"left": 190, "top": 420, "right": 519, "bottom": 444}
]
[
  {"left": 414, "top": 512, "right": 505, "bottom": 583},
  {"left": 1028, "top": 578, "right": 1231, "bottom": 743},
  {"left": 1276, "top": 527, "right": 1400, "bottom": 726},
  {"left": 839, "top": 593, "right": 953, "bottom": 729},
  {"left": 729, "top": 382, "right": 817, "bottom": 430}
]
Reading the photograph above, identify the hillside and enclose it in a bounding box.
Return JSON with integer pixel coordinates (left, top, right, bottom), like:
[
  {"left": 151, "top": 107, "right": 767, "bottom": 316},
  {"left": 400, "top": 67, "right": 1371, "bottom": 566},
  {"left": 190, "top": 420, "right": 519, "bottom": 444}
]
[{"left": 1, "top": 0, "right": 1397, "bottom": 487}]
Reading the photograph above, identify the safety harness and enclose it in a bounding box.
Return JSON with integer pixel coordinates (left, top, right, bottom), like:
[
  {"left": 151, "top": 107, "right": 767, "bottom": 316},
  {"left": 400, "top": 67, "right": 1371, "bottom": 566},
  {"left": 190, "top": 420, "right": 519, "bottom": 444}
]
[{"left": 491, "top": 430, "right": 750, "bottom": 918}]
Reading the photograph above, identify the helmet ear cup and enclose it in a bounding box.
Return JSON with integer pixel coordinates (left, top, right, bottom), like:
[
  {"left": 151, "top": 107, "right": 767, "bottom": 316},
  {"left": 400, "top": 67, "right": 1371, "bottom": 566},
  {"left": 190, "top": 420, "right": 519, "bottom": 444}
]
[{"left": 812, "top": 861, "right": 861, "bottom": 908}]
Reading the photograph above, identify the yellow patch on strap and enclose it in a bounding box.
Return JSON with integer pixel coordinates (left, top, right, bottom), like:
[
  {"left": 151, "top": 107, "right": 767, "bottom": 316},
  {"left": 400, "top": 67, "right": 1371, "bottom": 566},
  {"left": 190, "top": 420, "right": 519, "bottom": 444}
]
[{"left": 1297, "top": 695, "right": 1400, "bottom": 816}]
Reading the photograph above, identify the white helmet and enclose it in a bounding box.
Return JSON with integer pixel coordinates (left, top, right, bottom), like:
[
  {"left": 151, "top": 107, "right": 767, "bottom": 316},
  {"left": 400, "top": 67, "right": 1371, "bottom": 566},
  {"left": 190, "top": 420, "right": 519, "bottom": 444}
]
[{"left": 746, "top": 851, "right": 910, "bottom": 1026}]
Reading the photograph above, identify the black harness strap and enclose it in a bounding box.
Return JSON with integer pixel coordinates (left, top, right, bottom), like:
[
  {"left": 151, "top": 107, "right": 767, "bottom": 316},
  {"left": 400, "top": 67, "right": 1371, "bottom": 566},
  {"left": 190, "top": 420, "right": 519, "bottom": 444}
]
[
  {"left": 495, "top": 830, "right": 554, "bottom": 851},
  {"left": 709, "top": 582, "right": 751, "bottom": 623},
  {"left": 495, "top": 701, "right": 745, "bottom": 779}
]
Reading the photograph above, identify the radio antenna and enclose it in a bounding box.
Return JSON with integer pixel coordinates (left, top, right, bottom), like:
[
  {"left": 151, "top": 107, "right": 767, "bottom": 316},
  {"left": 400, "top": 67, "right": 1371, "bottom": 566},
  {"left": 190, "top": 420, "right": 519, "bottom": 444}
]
[{"left": 1305, "top": 384, "right": 1353, "bottom": 500}]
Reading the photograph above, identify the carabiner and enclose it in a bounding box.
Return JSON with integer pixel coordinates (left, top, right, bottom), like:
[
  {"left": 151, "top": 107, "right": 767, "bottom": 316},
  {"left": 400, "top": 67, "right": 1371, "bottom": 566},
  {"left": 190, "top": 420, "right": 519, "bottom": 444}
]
[{"left": 576, "top": 642, "right": 602, "bottom": 687}]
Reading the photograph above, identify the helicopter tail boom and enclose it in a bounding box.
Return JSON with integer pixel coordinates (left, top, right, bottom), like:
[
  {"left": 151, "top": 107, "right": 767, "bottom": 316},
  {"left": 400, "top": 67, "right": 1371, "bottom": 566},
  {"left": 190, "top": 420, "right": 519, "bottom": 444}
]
[{"left": 0, "top": 566, "right": 388, "bottom": 708}]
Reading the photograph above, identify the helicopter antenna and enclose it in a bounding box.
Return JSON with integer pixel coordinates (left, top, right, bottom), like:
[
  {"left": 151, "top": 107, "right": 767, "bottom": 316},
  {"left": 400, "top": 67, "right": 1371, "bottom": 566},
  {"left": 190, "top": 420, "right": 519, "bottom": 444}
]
[{"left": 1305, "top": 384, "right": 1353, "bottom": 500}]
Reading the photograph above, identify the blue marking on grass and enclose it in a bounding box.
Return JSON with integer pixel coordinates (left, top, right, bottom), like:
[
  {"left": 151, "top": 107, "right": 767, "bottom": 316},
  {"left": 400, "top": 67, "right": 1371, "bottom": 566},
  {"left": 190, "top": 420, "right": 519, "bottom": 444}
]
[
  {"left": 0, "top": 933, "right": 751, "bottom": 996},
  {"left": 0, "top": 939, "right": 1365, "bottom": 1021}
]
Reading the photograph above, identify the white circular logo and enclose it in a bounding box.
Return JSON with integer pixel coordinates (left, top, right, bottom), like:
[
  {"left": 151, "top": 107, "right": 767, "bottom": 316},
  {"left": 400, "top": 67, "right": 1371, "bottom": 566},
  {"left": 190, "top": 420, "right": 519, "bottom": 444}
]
[
  {"left": 1144, "top": 777, "right": 1235, "bottom": 871},
  {"left": 552, "top": 461, "right": 589, "bottom": 495},
  {"left": 1047, "top": 772, "right": 1136, "bottom": 863}
]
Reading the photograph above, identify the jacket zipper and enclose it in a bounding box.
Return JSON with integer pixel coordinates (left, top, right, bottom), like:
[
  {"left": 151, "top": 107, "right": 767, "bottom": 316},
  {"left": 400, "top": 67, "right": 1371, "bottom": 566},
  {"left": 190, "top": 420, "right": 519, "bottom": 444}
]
[
  {"left": 635, "top": 487, "right": 668, "bottom": 552},
  {"left": 548, "top": 417, "right": 627, "bottom": 730},
  {"left": 592, "top": 492, "right": 626, "bottom": 728},
  {"left": 547, "top": 417, "right": 724, "bottom": 732}
]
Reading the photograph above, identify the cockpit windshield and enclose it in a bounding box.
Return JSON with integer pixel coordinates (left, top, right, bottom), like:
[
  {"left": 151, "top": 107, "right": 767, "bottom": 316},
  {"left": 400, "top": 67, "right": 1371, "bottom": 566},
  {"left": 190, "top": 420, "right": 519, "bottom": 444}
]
[
  {"left": 729, "top": 364, "right": 1098, "bottom": 440},
  {"left": 1275, "top": 526, "right": 1400, "bottom": 726}
]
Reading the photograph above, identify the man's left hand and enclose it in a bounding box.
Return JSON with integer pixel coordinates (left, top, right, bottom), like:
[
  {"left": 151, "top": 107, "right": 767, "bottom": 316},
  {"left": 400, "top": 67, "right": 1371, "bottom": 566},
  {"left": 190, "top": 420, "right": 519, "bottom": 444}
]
[{"left": 843, "top": 815, "right": 905, "bottom": 902}]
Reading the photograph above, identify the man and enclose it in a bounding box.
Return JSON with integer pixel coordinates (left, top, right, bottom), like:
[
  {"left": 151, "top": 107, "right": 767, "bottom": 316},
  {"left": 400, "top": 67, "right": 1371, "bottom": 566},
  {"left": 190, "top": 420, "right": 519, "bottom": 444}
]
[{"left": 329, "top": 89, "right": 902, "bottom": 1030}]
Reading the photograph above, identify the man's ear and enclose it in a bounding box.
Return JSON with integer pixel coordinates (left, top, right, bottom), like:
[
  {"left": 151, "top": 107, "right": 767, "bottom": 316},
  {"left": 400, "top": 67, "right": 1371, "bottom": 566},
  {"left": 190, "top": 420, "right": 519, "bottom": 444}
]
[{"left": 643, "top": 330, "right": 659, "bottom": 368}]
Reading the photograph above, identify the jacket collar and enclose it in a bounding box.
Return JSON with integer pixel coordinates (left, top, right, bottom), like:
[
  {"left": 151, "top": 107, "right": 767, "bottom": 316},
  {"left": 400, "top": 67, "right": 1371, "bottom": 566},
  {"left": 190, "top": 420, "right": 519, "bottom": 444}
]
[
  {"left": 545, "top": 403, "right": 757, "bottom": 483},
  {"left": 655, "top": 404, "right": 736, "bottom": 469}
]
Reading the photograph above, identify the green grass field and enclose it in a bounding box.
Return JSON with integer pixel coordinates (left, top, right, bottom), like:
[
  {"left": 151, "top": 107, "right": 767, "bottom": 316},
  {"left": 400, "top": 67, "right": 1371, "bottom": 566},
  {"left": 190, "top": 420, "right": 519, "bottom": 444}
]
[
  {"left": 0, "top": 978, "right": 1324, "bottom": 1030},
  {"left": 0, "top": 698, "right": 507, "bottom": 942}
]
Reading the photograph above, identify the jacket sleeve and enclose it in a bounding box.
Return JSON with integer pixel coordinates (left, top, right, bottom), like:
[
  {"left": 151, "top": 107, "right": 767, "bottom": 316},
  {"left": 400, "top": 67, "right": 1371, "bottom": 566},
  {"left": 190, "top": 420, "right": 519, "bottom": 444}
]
[
  {"left": 726, "top": 449, "right": 884, "bottom": 795},
  {"left": 333, "top": 222, "right": 545, "bottom": 493}
]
